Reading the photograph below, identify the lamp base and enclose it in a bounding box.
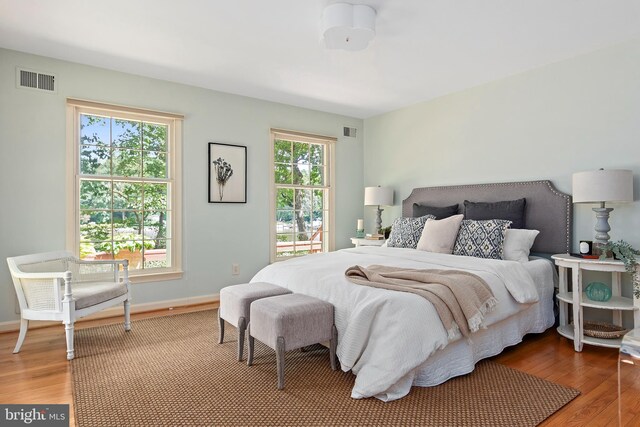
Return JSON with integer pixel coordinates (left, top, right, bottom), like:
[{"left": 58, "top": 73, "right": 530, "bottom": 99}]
[
  {"left": 375, "top": 206, "right": 384, "bottom": 234},
  {"left": 592, "top": 206, "right": 613, "bottom": 245}
]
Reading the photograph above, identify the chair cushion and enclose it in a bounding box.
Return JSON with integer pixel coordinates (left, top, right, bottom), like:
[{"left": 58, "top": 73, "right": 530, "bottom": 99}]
[
  {"left": 249, "top": 293, "right": 334, "bottom": 351},
  {"left": 72, "top": 281, "right": 128, "bottom": 310},
  {"left": 219, "top": 282, "right": 291, "bottom": 327}
]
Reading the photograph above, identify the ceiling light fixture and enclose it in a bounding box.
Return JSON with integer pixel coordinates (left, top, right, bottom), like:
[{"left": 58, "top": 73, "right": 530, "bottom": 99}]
[{"left": 321, "top": 3, "right": 376, "bottom": 51}]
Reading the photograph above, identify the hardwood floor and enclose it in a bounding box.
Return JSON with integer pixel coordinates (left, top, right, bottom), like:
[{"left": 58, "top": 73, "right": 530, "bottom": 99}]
[
  {"left": 494, "top": 330, "right": 640, "bottom": 426},
  {"left": 1, "top": 304, "right": 637, "bottom": 426}
]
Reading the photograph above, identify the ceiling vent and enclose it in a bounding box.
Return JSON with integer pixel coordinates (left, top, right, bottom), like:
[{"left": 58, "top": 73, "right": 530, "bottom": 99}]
[
  {"left": 16, "top": 67, "right": 57, "bottom": 93},
  {"left": 343, "top": 126, "right": 357, "bottom": 138}
]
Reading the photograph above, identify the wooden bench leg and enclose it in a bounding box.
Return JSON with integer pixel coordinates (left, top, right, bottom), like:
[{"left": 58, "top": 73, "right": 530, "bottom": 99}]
[
  {"left": 276, "top": 336, "right": 285, "bottom": 390},
  {"left": 218, "top": 310, "right": 224, "bottom": 344},
  {"left": 237, "top": 316, "right": 246, "bottom": 361},
  {"left": 247, "top": 325, "right": 254, "bottom": 366},
  {"left": 330, "top": 324, "right": 338, "bottom": 371}
]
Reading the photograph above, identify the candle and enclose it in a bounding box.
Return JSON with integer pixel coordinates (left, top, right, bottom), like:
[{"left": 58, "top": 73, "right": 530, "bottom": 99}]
[{"left": 357, "top": 219, "right": 364, "bottom": 230}]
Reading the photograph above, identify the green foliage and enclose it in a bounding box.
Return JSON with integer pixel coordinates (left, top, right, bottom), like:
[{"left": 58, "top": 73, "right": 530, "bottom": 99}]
[
  {"left": 98, "top": 235, "right": 154, "bottom": 256},
  {"left": 599, "top": 240, "right": 640, "bottom": 298},
  {"left": 78, "top": 114, "right": 169, "bottom": 264},
  {"left": 380, "top": 226, "right": 392, "bottom": 238},
  {"left": 80, "top": 221, "right": 154, "bottom": 256},
  {"left": 274, "top": 139, "right": 326, "bottom": 241},
  {"left": 144, "top": 260, "right": 168, "bottom": 269}
]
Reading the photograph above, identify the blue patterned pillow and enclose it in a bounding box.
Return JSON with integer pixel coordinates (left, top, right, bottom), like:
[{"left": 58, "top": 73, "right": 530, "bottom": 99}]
[
  {"left": 387, "top": 215, "right": 435, "bottom": 249},
  {"left": 453, "top": 219, "right": 512, "bottom": 259}
]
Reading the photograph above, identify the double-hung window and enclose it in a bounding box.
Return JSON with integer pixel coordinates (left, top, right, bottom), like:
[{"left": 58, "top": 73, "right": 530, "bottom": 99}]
[
  {"left": 270, "top": 129, "right": 335, "bottom": 262},
  {"left": 66, "top": 99, "right": 182, "bottom": 281}
]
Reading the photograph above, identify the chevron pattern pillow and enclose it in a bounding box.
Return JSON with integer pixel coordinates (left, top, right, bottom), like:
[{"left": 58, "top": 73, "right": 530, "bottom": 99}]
[
  {"left": 453, "top": 219, "right": 512, "bottom": 259},
  {"left": 387, "top": 215, "right": 435, "bottom": 249}
]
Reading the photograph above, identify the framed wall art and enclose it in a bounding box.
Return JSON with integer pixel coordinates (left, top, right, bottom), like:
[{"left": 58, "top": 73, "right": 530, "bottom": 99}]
[{"left": 208, "top": 142, "right": 247, "bottom": 203}]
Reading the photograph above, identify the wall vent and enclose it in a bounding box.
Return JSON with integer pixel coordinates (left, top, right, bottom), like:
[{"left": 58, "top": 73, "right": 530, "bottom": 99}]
[
  {"left": 16, "top": 67, "right": 57, "bottom": 93},
  {"left": 343, "top": 126, "right": 357, "bottom": 138}
]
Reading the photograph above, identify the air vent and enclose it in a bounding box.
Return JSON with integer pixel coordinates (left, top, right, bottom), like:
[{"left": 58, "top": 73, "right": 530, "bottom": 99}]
[
  {"left": 16, "top": 67, "right": 57, "bottom": 93},
  {"left": 343, "top": 126, "right": 357, "bottom": 138}
]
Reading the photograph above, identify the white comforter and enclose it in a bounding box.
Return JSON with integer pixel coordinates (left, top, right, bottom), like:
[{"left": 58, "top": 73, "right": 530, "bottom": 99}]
[{"left": 251, "top": 246, "right": 541, "bottom": 401}]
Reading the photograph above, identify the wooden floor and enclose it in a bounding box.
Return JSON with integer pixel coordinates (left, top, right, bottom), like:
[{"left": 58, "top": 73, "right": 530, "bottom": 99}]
[{"left": 1, "top": 304, "right": 638, "bottom": 426}]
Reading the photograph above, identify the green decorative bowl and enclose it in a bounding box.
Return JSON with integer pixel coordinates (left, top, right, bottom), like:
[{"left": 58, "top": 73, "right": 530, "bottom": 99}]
[{"left": 585, "top": 282, "right": 612, "bottom": 302}]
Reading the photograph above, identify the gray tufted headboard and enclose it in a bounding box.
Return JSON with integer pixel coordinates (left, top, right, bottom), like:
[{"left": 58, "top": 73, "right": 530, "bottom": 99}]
[{"left": 402, "top": 180, "right": 572, "bottom": 255}]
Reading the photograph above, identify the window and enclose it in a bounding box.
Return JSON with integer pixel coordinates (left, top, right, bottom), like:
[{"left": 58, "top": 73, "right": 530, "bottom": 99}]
[
  {"left": 66, "top": 99, "right": 182, "bottom": 281},
  {"left": 270, "top": 129, "right": 335, "bottom": 262}
]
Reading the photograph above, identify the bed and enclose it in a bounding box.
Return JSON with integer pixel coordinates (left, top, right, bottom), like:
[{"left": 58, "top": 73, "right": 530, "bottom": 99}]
[{"left": 252, "top": 180, "right": 572, "bottom": 401}]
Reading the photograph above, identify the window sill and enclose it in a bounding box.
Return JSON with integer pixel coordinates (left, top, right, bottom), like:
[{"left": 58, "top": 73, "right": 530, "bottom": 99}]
[{"left": 129, "top": 270, "right": 183, "bottom": 284}]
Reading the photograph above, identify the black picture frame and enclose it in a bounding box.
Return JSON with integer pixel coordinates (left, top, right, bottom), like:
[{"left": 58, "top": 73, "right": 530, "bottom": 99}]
[{"left": 208, "top": 142, "right": 247, "bottom": 203}]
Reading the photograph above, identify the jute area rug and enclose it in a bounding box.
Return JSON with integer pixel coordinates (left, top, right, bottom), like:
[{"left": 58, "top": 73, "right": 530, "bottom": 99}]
[{"left": 71, "top": 310, "right": 579, "bottom": 426}]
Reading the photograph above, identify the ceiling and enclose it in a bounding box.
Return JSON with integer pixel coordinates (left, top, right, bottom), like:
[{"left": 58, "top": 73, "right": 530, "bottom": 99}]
[{"left": 1, "top": 0, "right": 639, "bottom": 118}]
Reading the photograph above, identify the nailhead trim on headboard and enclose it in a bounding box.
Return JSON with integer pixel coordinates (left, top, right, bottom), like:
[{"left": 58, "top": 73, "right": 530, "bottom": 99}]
[{"left": 402, "top": 180, "right": 572, "bottom": 254}]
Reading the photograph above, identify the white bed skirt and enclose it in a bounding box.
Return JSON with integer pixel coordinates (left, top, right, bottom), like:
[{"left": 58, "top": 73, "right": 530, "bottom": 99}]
[{"left": 412, "top": 259, "right": 555, "bottom": 387}]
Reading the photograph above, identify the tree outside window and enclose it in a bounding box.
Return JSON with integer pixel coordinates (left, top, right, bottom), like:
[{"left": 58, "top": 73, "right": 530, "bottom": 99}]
[
  {"left": 78, "top": 114, "right": 171, "bottom": 270},
  {"left": 272, "top": 133, "right": 332, "bottom": 260}
]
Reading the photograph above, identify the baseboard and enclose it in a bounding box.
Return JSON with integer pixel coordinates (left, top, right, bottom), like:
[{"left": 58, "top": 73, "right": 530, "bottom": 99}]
[{"left": 0, "top": 293, "right": 220, "bottom": 333}]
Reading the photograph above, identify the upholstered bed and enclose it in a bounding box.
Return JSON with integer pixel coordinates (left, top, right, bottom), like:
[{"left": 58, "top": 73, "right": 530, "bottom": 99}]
[{"left": 252, "top": 180, "right": 571, "bottom": 401}]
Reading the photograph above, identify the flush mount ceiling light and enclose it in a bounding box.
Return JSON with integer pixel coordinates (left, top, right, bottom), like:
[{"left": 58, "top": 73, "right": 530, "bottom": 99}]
[{"left": 321, "top": 3, "right": 376, "bottom": 51}]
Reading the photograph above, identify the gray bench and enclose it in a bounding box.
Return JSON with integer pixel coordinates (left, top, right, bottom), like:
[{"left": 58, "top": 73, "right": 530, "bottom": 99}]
[
  {"left": 218, "top": 282, "right": 291, "bottom": 361},
  {"left": 247, "top": 293, "right": 337, "bottom": 389}
]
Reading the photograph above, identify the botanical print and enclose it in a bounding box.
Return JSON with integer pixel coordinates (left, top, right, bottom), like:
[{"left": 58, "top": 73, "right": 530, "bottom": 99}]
[
  {"left": 212, "top": 157, "right": 233, "bottom": 201},
  {"left": 208, "top": 143, "right": 246, "bottom": 203}
]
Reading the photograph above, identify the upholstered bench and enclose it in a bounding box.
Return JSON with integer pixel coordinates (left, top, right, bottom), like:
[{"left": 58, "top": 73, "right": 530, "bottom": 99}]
[
  {"left": 218, "top": 282, "right": 291, "bottom": 361},
  {"left": 247, "top": 293, "right": 337, "bottom": 390}
]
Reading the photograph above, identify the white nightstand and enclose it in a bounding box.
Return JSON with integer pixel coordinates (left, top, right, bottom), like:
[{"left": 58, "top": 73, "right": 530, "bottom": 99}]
[
  {"left": 552, "top": 254, "right": 640, "bottom": 352},
  {"left": 350, "top": 237, "right": 385, "bottom": 248}
]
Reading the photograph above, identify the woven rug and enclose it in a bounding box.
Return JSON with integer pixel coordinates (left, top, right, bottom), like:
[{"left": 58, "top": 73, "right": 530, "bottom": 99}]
[{"left": 71, "top": 310, "right": 579, "bottom": 426}]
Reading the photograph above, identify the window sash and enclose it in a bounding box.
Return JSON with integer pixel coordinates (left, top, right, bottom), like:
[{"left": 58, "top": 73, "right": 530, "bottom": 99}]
[
  {"left": 270, "top": 129, "right": 335, "bottom": 262},
  {"left": 67, "top": 101, "right": 183, "bottom": 281}
]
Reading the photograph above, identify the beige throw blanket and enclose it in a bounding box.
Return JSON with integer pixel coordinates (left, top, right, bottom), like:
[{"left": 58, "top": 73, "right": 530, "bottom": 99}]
[{"left": 345, "top": 265, "right": 497, "bottom": 339}]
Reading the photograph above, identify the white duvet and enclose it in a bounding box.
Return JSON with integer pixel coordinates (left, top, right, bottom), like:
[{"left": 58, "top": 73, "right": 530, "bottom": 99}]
[{"left": 251, "top": 246, "right": 541, "bottom": 401}]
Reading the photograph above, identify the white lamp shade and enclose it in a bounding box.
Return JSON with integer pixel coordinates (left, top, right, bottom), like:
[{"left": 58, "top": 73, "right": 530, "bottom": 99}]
[
  {"left": 572, "top": 169, "right": 634, "bottom": 203},
  {"left": 322, "top": 3, "right": 376, "bottom": 51},
  {"left": 364, "top": 186, "right": 393, "bottom": 206}
]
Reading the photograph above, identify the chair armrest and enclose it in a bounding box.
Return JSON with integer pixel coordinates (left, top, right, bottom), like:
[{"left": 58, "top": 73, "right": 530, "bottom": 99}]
[
  {"left": 10, "top": 271, "right": 68, "bottom": 280},
  {"left": 72, "top": 259, "right": 129, "bottom": 284},
  {"left": 76, "top": 259, "right": 129, "bottom": 267}
]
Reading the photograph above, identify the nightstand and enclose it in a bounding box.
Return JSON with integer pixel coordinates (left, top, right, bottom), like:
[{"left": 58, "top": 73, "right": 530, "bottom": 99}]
[
  {"left": 350, "top": 237, "right": 385, "bottom": 248},
  {"left": 552, "top": 254, "right": 640, "bottom": 352}
]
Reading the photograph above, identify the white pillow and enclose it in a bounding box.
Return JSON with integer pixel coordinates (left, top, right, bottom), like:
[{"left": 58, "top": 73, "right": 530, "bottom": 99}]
[
  {"left": 417, "top": 214, "right": 464, "bottom": 254},
  {"left": 502, "top": 229, "right": 540, "bottom": 262}
]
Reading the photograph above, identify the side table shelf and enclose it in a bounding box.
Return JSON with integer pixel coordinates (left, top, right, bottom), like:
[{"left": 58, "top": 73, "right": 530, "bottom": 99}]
[
  {"left": 556, "top": 324, "right": 624, "bottom": 348},
  {"left": 552, "top": 254, "right": 640, "bottom": 352}
]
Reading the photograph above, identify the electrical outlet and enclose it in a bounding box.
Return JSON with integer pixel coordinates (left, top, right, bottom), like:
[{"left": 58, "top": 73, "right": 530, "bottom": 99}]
[{"left": 232, "top": 263, "right": 240, "bottom": 276}]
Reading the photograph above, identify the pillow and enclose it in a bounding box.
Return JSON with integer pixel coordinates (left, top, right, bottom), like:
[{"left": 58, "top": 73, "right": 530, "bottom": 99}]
[
  {"left": 453, "top": 219, "right": 512, "bottom": 259},
  {"left": 502, "top": 229, "right": 540, "bottom": 263},
  {"left": 412, "top": 203, "right": 459, "bottom": 220},
  {"left": 416, "top": 214, "right": 464, "bottom": 254},
  {"left": 387, "top": 215, "right": 435, "bottom": 249},
  {"left": 463, "top": 198, "right": 526, "bottom": 229}
]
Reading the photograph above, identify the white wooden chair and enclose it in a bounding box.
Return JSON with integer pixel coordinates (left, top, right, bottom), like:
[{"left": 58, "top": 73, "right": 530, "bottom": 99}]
[{"left": 7, "top": 250, "right": 131, "bottom": 360}]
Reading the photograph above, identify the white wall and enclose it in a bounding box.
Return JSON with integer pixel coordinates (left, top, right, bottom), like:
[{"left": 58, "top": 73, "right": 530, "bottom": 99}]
[
  {"left": 0, "top": 48, "right": 364, "bottom": 324},
  {"left": 364, "top": 38, "right": 640, "bottom": 250}
]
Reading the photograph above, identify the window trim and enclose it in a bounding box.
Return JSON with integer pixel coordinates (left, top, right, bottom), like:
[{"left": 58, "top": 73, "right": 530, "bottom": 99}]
[
  {"left": 269, "top": 129, "right": 336, "bottom": 263},
  {"left": 66, "top": 99, "right": 183, "bottom": 282}
]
